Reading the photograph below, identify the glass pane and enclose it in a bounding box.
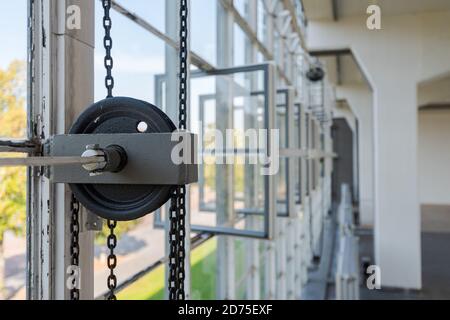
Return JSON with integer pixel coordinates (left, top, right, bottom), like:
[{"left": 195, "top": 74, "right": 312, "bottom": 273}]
[
  {"left": 257, "top": 0, "right": 268, "bottom": 45},
  {"left": 94, "top": 4, "right": 165, "bottom": 102},
  {"left": 305, "top": 113, "right": 311, "bottom": 196},
  {"left": 192, "top": 0, "right": 217, "bottom": 65},
  {"left": 93, "top": 0, "right": 167, "bottom": 298},
  {"left": 275, "top": 91, "right": 288, "bottom": 216},
  {"left": 234, "top": 24, "right": 247, "bottom": 67},
  {"left": 191, "top": 238, "right": 217, "bottom": 300},
  {"left": 95, "top": 216, "right": 166, "bottom": 299},
  {"left": 0, "top": 0, "right": 28, "bottom": 301},
  {"left": 294, "top": 104, "right": 302, "bottom": 205},
  {"left": 190, "top": 69, "right": 268, "bottom": 236},
  {"left": 153, "top": 64, "right": 274, "bottom": 239},
  {"left": 234, "top": 238, "right": 247, "bottom": 299},
  {"left": 115, "top": 0, "right": 166, "bottom": 33},
  {"left": 234, "top": 0, "right": 247, "bottom": 19},
  {"left": 312, "top": 120, "right": 317, "bottom": 190}
]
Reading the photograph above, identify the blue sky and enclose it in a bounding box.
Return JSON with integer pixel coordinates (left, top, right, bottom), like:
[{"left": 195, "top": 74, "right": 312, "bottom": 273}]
[
  {"left": 0, "top": 1, "right": 28, "bottom": 69},
  {"left": 0, "top": 0, "right": 217, "bottom": 103},
  {"left": 0, "top": 0, "right": 261, "bottom": 135}
]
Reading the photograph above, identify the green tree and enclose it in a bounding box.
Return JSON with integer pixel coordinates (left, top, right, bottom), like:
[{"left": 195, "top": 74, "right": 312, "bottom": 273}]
[{"left": 0, "top": 60, "right": 27, "bottom": 299}]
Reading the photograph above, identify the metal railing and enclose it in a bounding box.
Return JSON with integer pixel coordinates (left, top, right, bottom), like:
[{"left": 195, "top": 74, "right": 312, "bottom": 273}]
[
  {"left": 335, "top": 184, "right": 360, "bottom": 300},
  {"left": 335, "top": 234, "right": 359, "bottom": 300}
]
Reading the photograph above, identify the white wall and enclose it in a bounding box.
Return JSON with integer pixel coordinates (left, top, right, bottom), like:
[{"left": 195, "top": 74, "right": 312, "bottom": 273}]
[
  {"left": 307, "top": 9, "right": 450, "bottom": 289},
  {"left": 418, "top": 109, "right": 450, "bottom": 205},
  {"left": 337, "top": 85, "right": 374, "bottom": 227}
]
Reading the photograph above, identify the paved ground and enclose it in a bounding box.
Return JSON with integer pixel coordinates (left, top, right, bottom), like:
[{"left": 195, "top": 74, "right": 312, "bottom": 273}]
[
  {"left": 4, "top": 185, "right": 209, "bottom": 300},
  {"left": 303, "top": 216, "right": 336, "bottom": 300},
  {"left": 4, "top": 217, "right": 166, "bottom": 300},
  {"left": 3, "top": 232, "right": 26, "bottom": 299},
  {"left": 356, "top": 231, "right": 450, "bottom": 300},
  {"left": 93, "top": 218, "right": 165, "bottom": 298},
  {"left": 322, "top": 204, "right": 450, "bottom": 300},
  {"left": 5, "top": 204, "right": 450, "bottom": 300}
]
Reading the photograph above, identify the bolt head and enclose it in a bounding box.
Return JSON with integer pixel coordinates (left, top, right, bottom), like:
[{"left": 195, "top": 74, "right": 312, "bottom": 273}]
[
  {"left": 86, "top": 144, "right": 100, "bottom": 150},
  {"left": 81, "top": 148, "right": 106, "bottom": 173}
]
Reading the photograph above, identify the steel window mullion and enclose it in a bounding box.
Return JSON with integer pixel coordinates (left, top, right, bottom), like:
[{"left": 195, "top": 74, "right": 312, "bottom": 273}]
[{"left": 220, "top": 0, "right": 292, "bottom": 85}]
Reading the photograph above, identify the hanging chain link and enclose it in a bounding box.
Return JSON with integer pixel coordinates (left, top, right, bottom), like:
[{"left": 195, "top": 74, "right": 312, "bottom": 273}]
[
  {"left": 101, "top": 0, "right": 188, "bottom": 301},
  {"left": 168, "top": 0, "right": 188, "bottom": 301},
  {"left": 168, "top": 188, "right": 179, "bottom": 300},
  {"left": 103, "top": 0, "right": 114, "bottom": 98},
  {"left": 177, "top": 0, "right": 188, "bottom": 301},
  {"left": 103, "top": 0, "right": 118, "bottom": 300},
  {"left": 178, "top": 0, "right": 188, "bottom": 132},
  {"left": 176, "top": 185, "right": 186, "bottom": 300},
  {"left": 70, "top": 194, "right": 80, "bottom": 300},
  {"left": 106, "top": 219, "right": 118, "bottom": 300}
]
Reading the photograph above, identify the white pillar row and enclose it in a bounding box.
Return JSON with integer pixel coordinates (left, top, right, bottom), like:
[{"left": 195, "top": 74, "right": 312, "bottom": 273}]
[
  {"left": 307, "top": 10, "right": 450, "bottom": 289},
  {"left": 337, "top": 84, "right": 374, "bottom": 227}
]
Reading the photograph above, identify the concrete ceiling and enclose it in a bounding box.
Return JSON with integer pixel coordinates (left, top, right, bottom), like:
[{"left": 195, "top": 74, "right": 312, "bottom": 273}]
[
  {"left": 315, "top": 53, "right": 367, "bottom": 87},
  {"left": 303, "top": 0, "right": 450, "bottom": 21},
  {"left": 418, "top": 75, "right": 450, "bottom": 108},
  {"left": 302, "top": 0, "right": 335, "bottom": 20},
  {"left": 317, "top": 53, "right": 450, "bottom": 110}
]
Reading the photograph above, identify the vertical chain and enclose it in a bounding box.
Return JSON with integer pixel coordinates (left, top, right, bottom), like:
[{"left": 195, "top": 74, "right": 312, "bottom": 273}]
[
  {"left": 103, "top": 0, "right": 118, "bottom": 301},
  {"left": 178, "top": 0, "right": 188, "bottom": 131},
  {"left": 177, "top": 0, "right": 188, "bottom": 301},
  {"left": 176, "top": 185, "right": 186, "bottom": 300},
  {"left": 103, "top": 0, "right": 114, "bottom": 98},
  {"left": 168, "top": 188, "right": 179, "bottom": 300},
  {"left": 168, "top": 0, "right": 188, "bottom": 301},
  {"left": 106, "top": 220, "right": 118, "bottom": 300},
  {"left": 70, "top": 194, "right": 80, "bottom": 300}
]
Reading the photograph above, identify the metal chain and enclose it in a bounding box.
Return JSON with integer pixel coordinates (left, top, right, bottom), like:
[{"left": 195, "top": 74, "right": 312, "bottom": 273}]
[
  {"left": 70, "top": 194, "right": 80, "bottom": 300},
  {"left": 178, "top": 0, "right": 188, "bottom": 132},
  {"left": 168, "top": 188, "right": 179, "bottom": 300},
  {"left": 106, "top": 219, "right": 118, "bottom": 300},
  {"left": 103, "top": 0, "right": 114, "bottom": 98},
  {"left": 103, "top": 0, "right": 118, "bottom": 301},
  {"left": 176, "top": 185, "right": 186, "bottom": 300},
  {"left": 102, "top": 0, "right": 188, "bottom": 301},
  {"left": 168, "top": 0, "right": 188, "bottom": 301}
]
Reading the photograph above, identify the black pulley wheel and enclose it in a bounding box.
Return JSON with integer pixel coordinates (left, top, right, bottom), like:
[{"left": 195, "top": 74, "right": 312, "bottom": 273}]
[
  {"left": 306, "top": 66, "right": 325, "bottom": 82},
  {"left": 69, "top": 97, "right": 176, "bottom": 221}
]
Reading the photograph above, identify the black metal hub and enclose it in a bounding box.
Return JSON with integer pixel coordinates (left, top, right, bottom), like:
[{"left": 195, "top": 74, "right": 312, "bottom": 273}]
[
  {"left": 306, "top": 66, "right": 325, "bottom": 82},
  {"left": 69, "top": 96, "right": 176, "bottom": 221}
]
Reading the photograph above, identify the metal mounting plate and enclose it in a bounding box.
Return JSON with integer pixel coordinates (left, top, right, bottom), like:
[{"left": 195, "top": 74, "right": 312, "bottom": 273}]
[{"left": 47, "top": 133, "right": 198, "bottom": 185}]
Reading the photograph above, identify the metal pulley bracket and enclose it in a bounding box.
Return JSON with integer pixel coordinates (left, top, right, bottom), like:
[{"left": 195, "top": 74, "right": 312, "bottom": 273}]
[
  {"left": 66, "top": 96, "right": 197, "bottom": 221},
  {"left": 44, "top": 132, "right": 198, "bottom": 185},
  {"left": 0, "top": 97, "right": 199, "bottom": 221}
]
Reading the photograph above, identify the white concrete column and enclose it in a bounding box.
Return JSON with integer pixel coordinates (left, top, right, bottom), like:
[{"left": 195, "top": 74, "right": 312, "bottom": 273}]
[
  {"left": 374, "top": 81, "right": 420, "bottom": 288},
  {"left": 337, "top": 85, "right": 374, "bottom": 227},
  {"left": 306, "top": 11, "right": 441, "bottom": 289}
]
